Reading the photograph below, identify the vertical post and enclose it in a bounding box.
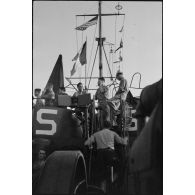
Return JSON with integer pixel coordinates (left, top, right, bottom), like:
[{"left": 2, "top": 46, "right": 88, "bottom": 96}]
[
  {"left": 98, "top": 1, "right": 103, "bottom": 77},
  {"left": 85, "top": 37, "right": 87, "bottom": 88},
  {"left": 85, "top": 60, "right": 87, "bottom": 87},
  {"left": 84, "top": 106, "right": 89, "bottom": 139}
]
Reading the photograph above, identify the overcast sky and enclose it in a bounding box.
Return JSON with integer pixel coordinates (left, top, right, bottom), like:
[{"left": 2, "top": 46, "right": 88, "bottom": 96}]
[{"left": 33, "top": 1, "right": 162, "bottom": 96}]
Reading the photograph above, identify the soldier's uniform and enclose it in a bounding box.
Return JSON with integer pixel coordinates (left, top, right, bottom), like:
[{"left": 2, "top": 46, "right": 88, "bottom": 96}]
[
  {"left": 85, "top": 125, "right": 128, "bottom": 182},
  {"left": 72, "top": 90, "right": 86, "bottom": 97},
  {"left": 95, "top": 85, "right": 110, "bottom": 128},
  {"left": 107, "top": 76, "right": 128, "bottom": 125}
]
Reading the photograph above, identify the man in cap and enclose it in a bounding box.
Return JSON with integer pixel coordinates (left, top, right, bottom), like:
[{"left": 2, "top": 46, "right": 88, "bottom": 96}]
[
  {"left": 33, "top": 88, "right": 44, "bottom": 108},
  {"left": 107, "top": 71, "right": 128, "bottom": 125}
]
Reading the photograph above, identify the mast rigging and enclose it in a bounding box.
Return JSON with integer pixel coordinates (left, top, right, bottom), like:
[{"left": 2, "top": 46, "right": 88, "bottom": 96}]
[{"left": 73, "top": 1, "right": 125, "bottom": 93}]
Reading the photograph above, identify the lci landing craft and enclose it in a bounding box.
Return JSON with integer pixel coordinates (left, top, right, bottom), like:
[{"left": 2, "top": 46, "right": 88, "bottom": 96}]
[{"left": 32, "top": 1, "right": 162, "bottom": 195}]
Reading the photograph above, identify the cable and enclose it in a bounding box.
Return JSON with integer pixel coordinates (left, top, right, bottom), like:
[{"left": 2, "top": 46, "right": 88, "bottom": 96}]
[
  {"left": 114, "top": 15, "right": 117, "bottom": 76},
  {"left": 87, "top": 23, "right": 98, "bottom": 77},
  {"left": 75, "top": 16, "right": 79, "bottom": 53},
  {"left": 121, "top": 14, "right": 125, "bottom": 71},
  {"left": 79, "top": 16, "right": 86, "bottom": 82},
  {"left": 81, "top": 16, "right": 85, "bottom": 45},
  {"left": 103, "top": 45, "right": 113, "bottom": 79},
  {"left": 88, "top": 44, "right": 99, "bottom": 89}
]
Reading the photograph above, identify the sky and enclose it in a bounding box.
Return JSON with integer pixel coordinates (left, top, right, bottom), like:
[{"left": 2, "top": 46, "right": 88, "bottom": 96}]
[{"left": 33, "top": 1, "right": 162, "bottom": 97}]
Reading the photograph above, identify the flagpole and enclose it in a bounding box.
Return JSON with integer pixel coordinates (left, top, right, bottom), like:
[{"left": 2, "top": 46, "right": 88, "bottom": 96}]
[
  {"left": 99, "top": 1, "right": 103, "bottom": 78},
  {"left": 85, "top": 37, "right": 87, "bottom": 88}
]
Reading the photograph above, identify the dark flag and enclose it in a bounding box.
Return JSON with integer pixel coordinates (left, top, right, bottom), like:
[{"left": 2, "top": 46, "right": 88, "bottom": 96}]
[
  {"left": 113, "top": 61, "right": 121, "bottom": 64},
  {"left": 75, "top": 16, "right": 98, "bottom": 31},
  {"left": 119, "top": 55, "right": 123, "bottom": 62},
  {"left": 44, "top": 54, "right": 64, "bottom": 95},
  {"left": 119, "top": 51, "right": 123, "bottom": 61},
  {"left": 79, "top": 41, "right": 87, "bottom": 65},
  {"left": 115, "top": 39, "right": 123, "bottom": 53},
  {"left": 119, "top": 25, "right": 124, "bottom": 33},
  {"left": 72, "top": 52, "right": 79, "bottom": 61},
  {"left": 70, "top": 61, "right": 77, "bottom": 76}
]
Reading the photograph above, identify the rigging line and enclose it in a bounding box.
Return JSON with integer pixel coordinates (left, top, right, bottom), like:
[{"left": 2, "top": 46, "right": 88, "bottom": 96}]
[
  {"left": 109, "top": 46, "right": 112, "bottom": 75},
  {"left": 87, "top": 23, "right": 98, "bottom": 77},
  {"left": 111, "top": 46, "right": 114, "bottom": 77},
  {"left": 87, "top": 44, "right": 99, "bottom": 89},
  {"left": 79, "top": 16, "right": 85, "bottom": 82},
  {"left": 81, "top": 16, "right": 85, "bottom": 45},
  {"left": 122, "top": 13, "right": 125, "bottom": 29},
  {"left": 108, "top": 47, "right": 111, "bottom": 79},
  {"left": 65, "top": 77, "right": 78, "bottom": 91},
  {"left": 120, "top": 15, "right": 125, "bottom": 72},
  {"left": 114, "top": 15, "right": 117, "bottom": 71},
  {"left": 85, "top": 37, "right": 87, "bottom": 88},
  {"left": 75, "top": 16, "right": 79, "bottom": 52},
  {"left": 102, "top": 45, "right": 113, "bottom": 79}
]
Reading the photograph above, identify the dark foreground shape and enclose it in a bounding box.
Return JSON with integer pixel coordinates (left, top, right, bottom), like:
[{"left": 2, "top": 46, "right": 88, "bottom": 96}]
[{"left": 34, "top": 151, "right": 105, "bottom": 195}]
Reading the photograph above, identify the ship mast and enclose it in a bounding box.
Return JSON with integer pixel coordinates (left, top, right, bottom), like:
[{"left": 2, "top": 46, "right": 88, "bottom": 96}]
[
  {"left": 98, "top": 1, "right": 103, "bottom": 77},
  {"left": 75, "top": 2, "right": 125, "bottom": 82}
]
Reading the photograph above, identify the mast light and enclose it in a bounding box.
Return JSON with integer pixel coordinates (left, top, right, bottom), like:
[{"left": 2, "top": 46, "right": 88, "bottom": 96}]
[{"left": 115, "top": 4, "right": 123, "bottom": 11}]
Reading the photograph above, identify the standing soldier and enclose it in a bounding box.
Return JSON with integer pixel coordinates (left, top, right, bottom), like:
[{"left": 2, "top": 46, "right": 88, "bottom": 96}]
[
  {"left": 108, "top": 71, "right": 128, "bottom": 125},
  {"left": 95, "top": 77, "right": 110, "bottom": 128},
  {"left": 85, "top": 120, "right": 128, "bottom": 189}
]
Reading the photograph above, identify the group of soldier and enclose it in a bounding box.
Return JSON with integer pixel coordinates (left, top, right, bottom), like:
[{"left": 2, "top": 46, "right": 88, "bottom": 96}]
[
  {"left": 33, "top": 71, "right": 162, "bottom": 193},
  {"left": 33, "top": 71, "right": 129, "bottom": 190},
  {"left": 33, "top": 71, "right": 128, "bottom": 127}
]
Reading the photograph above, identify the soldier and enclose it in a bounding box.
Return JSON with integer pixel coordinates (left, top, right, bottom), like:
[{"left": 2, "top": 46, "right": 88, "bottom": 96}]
[
  {"left": 32, "top": 149, "right": 46, "bottom": 193},
  {"left": 95, "top": 77, "right": 110, "bottom": 128},
  {"left": 73, "top": 82, "right": 87, "bottom": 97},
  {"left": 42, "top": 83, "right": 55, "bottom": 106},
  {"left": 134, "top": 79, "right": 162, "bottom": 135},
  {"left": 85, "top": 120, "right": 128, "bottom": 187},
  {"left": 130, "top": 79, "right": 162, "bottom": 195},
  {"left": 72, "top": 82, "right": 87, "bottom": 125},
  {"left": 33, "top": 88, "right": 44, "bottom": 108},
  {"left": 107, "top": 71, "right": 128, "bottom": 125}
]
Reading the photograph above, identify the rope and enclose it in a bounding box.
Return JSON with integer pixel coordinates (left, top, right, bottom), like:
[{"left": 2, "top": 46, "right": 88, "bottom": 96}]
[
  {"left": 109, "top": 46, "right": 111, "bottom": 75},
  {"left": 79, "top": 16, "right": 86, "bottom": 82},
  {"left": 114, "top": 15, "right": 117, "bottom": 76},
  {"left": 81, "top": 16, "right": 85, "bottom": 45},
  {"left": 75, "top": 16, "right": 79, "bottom": 53},
  {"left": 87, "top": 23, "right": 98, "bottom": 77},
  {"left": 103, "top": 45, "right": 113, "bottom": 79},
  {"left": 108, "top": 46, "right": 111, "bottom": 79},
  {"left": 88, "top": 44, "right": 99, "bottom": 89},
  {"left": 111, "top": 46, "right": 114, "bottom": 77},
  {"left": 121, "top": 14, "right": 125, "bottom": 71}
]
